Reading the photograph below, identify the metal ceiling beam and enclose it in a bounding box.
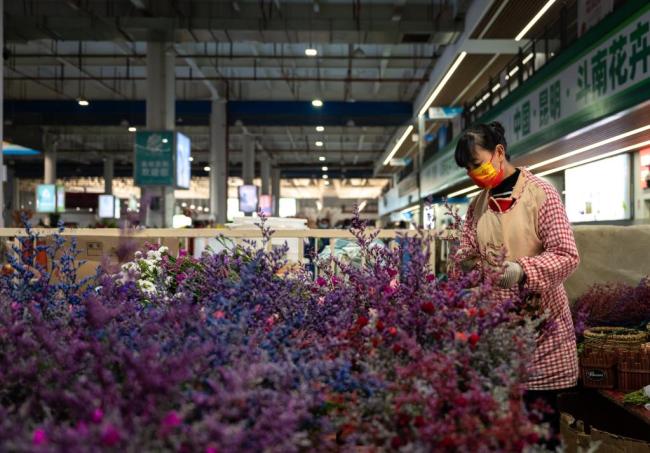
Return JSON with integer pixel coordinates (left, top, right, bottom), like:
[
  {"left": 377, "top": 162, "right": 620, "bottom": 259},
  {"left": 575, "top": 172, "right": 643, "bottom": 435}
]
[{"left": 463, "top": 39, "right": 531, "bottom": 55}]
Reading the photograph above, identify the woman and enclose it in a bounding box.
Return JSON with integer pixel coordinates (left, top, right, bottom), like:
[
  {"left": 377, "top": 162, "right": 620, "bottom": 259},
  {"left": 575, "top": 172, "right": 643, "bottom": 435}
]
[{"left": 454, "top": 122, "right": 579, "bottom": 445}]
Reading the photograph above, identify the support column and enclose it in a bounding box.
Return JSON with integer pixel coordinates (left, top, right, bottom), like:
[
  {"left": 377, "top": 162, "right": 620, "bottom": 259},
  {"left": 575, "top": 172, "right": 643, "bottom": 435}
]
[
  {"left": 242, "top": 134, "right": 255, "bottom": 185},
  {"left": 271, "top": 167, "right": 281, "bottom": 216},
  {"left": 144, "top": 39, "right": 175, "bottom": 227},
  {"left": 103, "top": 156, "right": 114, "bottom": 195},
  {"left": 210, "top": 100, "right": 228, "bottom": 225},
  {"left": 417, "top": 116, "right": 426, "bottom": 226},
  {"left": 44, "top": 146, "right": 57, "bottom": 185},
  {"left": 260, "top": 153, "right": 271, "bottom": 195}
]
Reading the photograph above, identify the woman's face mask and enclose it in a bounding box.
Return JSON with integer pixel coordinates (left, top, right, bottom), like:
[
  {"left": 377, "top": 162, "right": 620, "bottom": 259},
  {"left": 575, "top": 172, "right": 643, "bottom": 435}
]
[{"left": 467, "top": 153, "right": 504, "bottom": 189}]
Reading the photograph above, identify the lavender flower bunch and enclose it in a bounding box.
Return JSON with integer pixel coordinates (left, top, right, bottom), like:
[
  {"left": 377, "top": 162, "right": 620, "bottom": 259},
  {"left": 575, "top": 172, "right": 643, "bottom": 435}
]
[{"left": 0, "top": 213, "right": 545, "bottom": 452}]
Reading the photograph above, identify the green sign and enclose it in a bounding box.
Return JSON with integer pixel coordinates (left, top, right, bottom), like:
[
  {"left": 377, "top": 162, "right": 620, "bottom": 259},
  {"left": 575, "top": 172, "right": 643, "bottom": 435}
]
[
  {"left": 36, "top": 184, "right": 56, "bottom": 213},
  {"left": 134, "top": 131, "right": 175, "bottom": 186}
]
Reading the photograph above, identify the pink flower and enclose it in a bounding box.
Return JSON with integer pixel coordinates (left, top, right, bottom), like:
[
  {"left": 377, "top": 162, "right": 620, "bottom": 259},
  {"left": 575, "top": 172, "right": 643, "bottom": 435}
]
[
  {"left": 162, "top": 411, "right": 182, "bottom": 429},
  {"left": 455, "top": 332, "right": 468, "bottom": 342},
  {"left": 176, "top": 272, "right": 188, "bottom": 283},
  {"left": 213, "top": 310, "right": 225, "bottom": 319},
  {"left": 32, "top": 428, "right": 47, "bottom": 446},
  {"left": 331, "top": 276, "right": 340, "bottom": 285},
  {"left": 206, "top": 447, "right": 219, "bottom": 453},
  {"left": 316, "top": 277, "right": 327, "bottom": 287},
  {"left": 426, "top": 273, "right": 436, "bottom": 282},
  {"left": 383, "top": 278, "right": 399, "bottom": 296},
  {"left": 91, "top": 408, "right": 104, "bottom": 423},
  {"left": 387, "top": 268, "right": 398, "bottom": 278},
  {"left": 179, "top": 249, "right": 188, "bottom": 258},
  {"left": 317, "top": 296, "right": 325, "bottom": 305},
  {"left": 101, "top": 425, "right": 121, "bottom": 447}
]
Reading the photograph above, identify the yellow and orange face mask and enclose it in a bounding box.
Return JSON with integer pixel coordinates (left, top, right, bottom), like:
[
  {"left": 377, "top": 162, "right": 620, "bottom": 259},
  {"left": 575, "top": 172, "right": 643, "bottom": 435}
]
[{"left": 467, "top": 155, "right": 505, "bottom": 189}]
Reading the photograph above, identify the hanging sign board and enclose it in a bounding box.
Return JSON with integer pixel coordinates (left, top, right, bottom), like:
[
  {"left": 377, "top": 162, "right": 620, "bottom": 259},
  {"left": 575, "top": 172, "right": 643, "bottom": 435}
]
[
  {"left": 134, "top": 131, "right": 174, "bottom": 186},
  {"left": 176, "top": 132, "right": 192, "bottom": 189},
  {"left": 36, "top": 184, "right": 56, "bottom": 213}
]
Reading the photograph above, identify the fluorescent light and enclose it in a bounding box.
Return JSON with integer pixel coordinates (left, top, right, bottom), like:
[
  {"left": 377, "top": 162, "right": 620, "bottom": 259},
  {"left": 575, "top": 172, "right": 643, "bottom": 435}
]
[
  {"left": 322, "top": 174, "right": 329, "bottom": 179},
  {"left": 128, "top": 126, "right": 137, "bottom": 132},
  {"left": 482, "top": 92, "right": 490, "bottom": 101},
  {"left": 448, "top": 185, "right": 479, "bottom": 198},
  {"left": 466, "top": 190, "right": 482, "bottom": 199},
  {"left": 315, "top": 141, "right": 324, "bottom": 147},
  {"left": 536, "top": 139, "right": 650, "bottom": 177},
  {"left": 383, "top": 124, "right": 414, "bottom": 166},
  {"left": 203, "top": 166, "right": 211, "bottom": 172},
  {"left": 418, "top": 51, "right": 467, "bottom": 116},
  {"left": 316, "top": 126, "right": 325, "bottom": 132},
  {"left": 476, "top": 99, "right": 483, "bottom": 107},
  {"left": 78, "top": 99, "right": 89, "bottom": 106},
  {"left": 358, "top": 200, "right": 367, "bottom": 212},
  {"left": 181, "top": 202, "right": 187, "bottom": 207},
  {"left": 528, "top": 124, "right": 650, "bottom": 170},
  {"left": 523, "top": 53, "right": 534, "bottom": 64},
  {"left": 491, "top": 83, "right": 501, "bottom": 92},
  {"left": 516, "top": 0, "right": 558, "bottom": 41},
  {"left": 305, "top": 48, "right": 318, "bottom": 57},
  {"left": 321, "top": 166, "right": 328, "bottom": 171},
  {"left": 190, "top": 204, "right": 196, "bottom": 210},
  {"left": 509, "top": 66, "right": 520, "bottom": 77},
  {"left": 162, "top": 138, "right": 169, "bottom": 144},
  {"left": 319, "top": 156, "right": 326, "bottom": 161},
  {"left": 189, "top": 156, "right": 194, "bottom": 162},
  {"left": 312, "top": 99, "right": 323, "bottom": 107}
]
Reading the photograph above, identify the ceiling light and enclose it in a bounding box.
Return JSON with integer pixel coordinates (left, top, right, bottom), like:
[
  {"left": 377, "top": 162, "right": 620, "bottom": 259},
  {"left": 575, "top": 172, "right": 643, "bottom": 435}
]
[
  {"left": 322, "top": 174, "right": 329, "bottom": 179},
  {"left": 491, "top": 83, "right": 501, "bottom": 93},
  {"left": 448, "top": 185, "right": 479, "bottom": 198},
  {"left": 321, "top": 166, "right": 328, "bottom": 171},
  {"left": 482, "top": 92, "right": 490, "bottom": 101},
  {"left": 383, "top": 125, "right": 414, "bottom": 166},
  {"left": 89, "top": 208, "right": 93, "bottom": 213},
  {"left": 181, "top": 202, "right": 187, "bottom": 207},
  {"left": 358, "top": 200, "right": 367, "bottom": 212},
  {"left": 324, "top": 181, "right": 330, "bottom": 186},
  {"left": 523, "top": 53, "right": 535, "bottom": 64},
  {"left": 515, "top": 0, "right": 558, "bottom": 41},
  {"left": 203, "top": 166, "right": 211, "bottom": 172},
  {"left": 189, "top": 156, "right": 194, "bottom": 162},
  {"left": 77, "top": 98, "right": 89, "bottom": 107},
  {"left": 305, "top": 48, "right": 318, "bottom": 57},
  {"left": 315, "top": 141, "right": 324, "bottom": 147},
  {"left": 316, "top": 126, "right": 325, "bottom": 132},
  {"left": 128, "top": 126, "right": 137, "bottom": 132},
  {"left": 312, "top": 99, "right": 323, "bottom": 107},
  {"left": 319, "top": 156, "right": 326, "bottom": 161},
  {"left": 528, "top": 124, "right": 650, "bottom": 170},
  {"left": 162, "top": 138, "right": 169, "bottom": 144},
  {"left": 76, "top": 207, "right": 80, "bottom": 211},
  {"left": 418, "top": 51, "right": 467, "bottom": 116},
  {"left": 536, "top": 139, "right": 650, "bottom": 177},
  {"left": 509, "top": 66, "right": 520, "bottom": 77},
  {"left": 190, "top": 204, "right": 196, "bottom": 210}
]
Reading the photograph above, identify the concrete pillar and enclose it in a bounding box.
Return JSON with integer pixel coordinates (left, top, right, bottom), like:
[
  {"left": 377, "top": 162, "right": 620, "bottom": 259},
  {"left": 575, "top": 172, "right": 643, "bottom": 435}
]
[
  {"left": 260, "top": 153, "right": 271, "bottom": 195},
  {"left": 242, "top": 134, "right": 255, "bottom": 185},
  {"left": 271, "top": 167, "right": 281, "bottom": 216},
  {"left": 210, "top": 100, "right": 228, "bottom": 225},
  {"left": 44, "top": 147, "right": 57, "bottom": 185},
  {"left": 416, "top": 116, "right": 426, "bottom": 226},
  {"left": 103, "top": 156, "right": 114, "bottom": 195},
  {"left": 144, "top": 39, "right": 175, "bottom": 227}
]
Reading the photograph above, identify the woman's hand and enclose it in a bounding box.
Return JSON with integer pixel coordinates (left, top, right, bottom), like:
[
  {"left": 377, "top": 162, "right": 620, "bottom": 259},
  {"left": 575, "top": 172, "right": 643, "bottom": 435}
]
[{"left": 498, "top": 261, "right": 524, "bottom": 288}]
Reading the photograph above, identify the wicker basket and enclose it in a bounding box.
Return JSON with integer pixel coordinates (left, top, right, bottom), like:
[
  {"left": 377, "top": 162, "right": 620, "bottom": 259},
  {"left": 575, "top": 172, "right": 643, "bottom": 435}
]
[
  {"left": 579, "top": 349, "right": 618, "bottom": 389},
  {"left": 616, "top": 350, "right": 650, "bottom": 392},
  {"left": 583, "top": 327, "right": 646, "bottom": 352}
]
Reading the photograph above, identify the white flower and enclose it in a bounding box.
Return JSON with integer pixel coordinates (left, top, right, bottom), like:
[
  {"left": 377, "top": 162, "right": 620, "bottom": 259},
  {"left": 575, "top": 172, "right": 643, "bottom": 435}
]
[
  {"left": 121, "top": 262, "right": 139, "bottom": 273},
  {"left": 134, "top": 251, "right": 143, "bottom": 259},
  {"left": 138, "top": 279, "right": 157, "bottom": 296},
  {"left": 158, "top": 246, "right": 169, "bottom": 254},
  {"left": 644, "top": 385, "right": 650, "bottom": 399},
  {"left": 95, "top": 286, "right": 103, "bottom": 293},
  {"left": 165, "top": 276, "right": 174, "bottom": 287}
]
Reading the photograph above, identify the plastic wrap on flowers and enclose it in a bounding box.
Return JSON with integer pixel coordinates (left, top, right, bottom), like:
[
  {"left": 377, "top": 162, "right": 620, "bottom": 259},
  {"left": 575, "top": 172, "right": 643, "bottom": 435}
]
[{"left": 0, "top": 214, "right": 548, "bottom": 452}]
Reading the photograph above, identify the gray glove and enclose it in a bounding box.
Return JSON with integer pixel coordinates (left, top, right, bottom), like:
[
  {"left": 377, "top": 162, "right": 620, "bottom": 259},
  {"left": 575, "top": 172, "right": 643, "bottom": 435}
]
[{"left": 498, "top": 261, "right": 524, "bottom": 288}]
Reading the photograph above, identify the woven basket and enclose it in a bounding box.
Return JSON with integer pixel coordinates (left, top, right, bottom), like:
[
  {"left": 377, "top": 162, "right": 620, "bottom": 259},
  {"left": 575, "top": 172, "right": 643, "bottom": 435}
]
[
  {"left": 616, "top": 350, "right": 650, "bottom": 392},
  {"left": 583, "top": 327, "right": 646, "bottom": 352}
]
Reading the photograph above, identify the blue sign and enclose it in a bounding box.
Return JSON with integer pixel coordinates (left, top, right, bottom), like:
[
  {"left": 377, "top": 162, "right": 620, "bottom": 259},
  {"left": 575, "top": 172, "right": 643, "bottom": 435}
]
[{"left": 176, "top": 132, "right": 191, "bottom": 189}]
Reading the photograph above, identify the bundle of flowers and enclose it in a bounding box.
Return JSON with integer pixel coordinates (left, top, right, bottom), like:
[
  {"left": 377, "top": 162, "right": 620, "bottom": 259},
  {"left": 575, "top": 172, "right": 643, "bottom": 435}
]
[
  {"left": 572, "top": 278, "right": 650, "bottom": 337},
  {"left": 0, "top": 217, "right": 547, "bottom": 451}
]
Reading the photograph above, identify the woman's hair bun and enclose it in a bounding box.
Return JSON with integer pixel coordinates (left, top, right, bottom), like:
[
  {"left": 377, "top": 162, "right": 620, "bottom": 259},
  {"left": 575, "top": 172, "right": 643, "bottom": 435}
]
[{"left": 488, "top": 121, "right": 505, "bottom": 139}]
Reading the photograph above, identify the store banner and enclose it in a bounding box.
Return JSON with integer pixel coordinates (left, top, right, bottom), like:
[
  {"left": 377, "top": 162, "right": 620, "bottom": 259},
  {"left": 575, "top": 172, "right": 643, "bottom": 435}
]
[
  {"left": 493, "top": 7, "right": 650, "bottom": 152},
  {"left": 420, "top": 4, "right": 650, "bottom": 198},
  {"left": 134, "top": 131, "right": 175, "bottom": 187},
  {"left": 578, "top": 0, "right": 614, "bottom": 37}
]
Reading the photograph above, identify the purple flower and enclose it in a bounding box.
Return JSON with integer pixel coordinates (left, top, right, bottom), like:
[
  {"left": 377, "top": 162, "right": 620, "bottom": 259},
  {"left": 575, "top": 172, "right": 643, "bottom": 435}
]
[
  {"left": 91, "top": 408, "right": 103, "bottom": 424},
  {"left": 316, "top": 277, "right": 327, "bottom": 287},
  {"left": 32, "top": 428, "right": 47, "bottom": 446},
  {"left": 101, "top": 425, "right": 121, "bottom": 447},
  {"left": 162, "top": 411, "right": 182, "bottom": 429}
]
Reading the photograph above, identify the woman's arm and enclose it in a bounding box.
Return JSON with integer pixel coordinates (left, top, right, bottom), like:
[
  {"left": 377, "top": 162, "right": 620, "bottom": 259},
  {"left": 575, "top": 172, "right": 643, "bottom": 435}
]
[{"left": 517, "top": 187, "right": 579, "bottom": 293}]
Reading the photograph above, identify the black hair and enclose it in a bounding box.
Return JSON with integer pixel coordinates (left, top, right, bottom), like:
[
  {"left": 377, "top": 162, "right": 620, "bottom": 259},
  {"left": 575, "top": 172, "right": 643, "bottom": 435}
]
[{"left": 454, "top": 121, "right": 509, "bottom": 168}]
